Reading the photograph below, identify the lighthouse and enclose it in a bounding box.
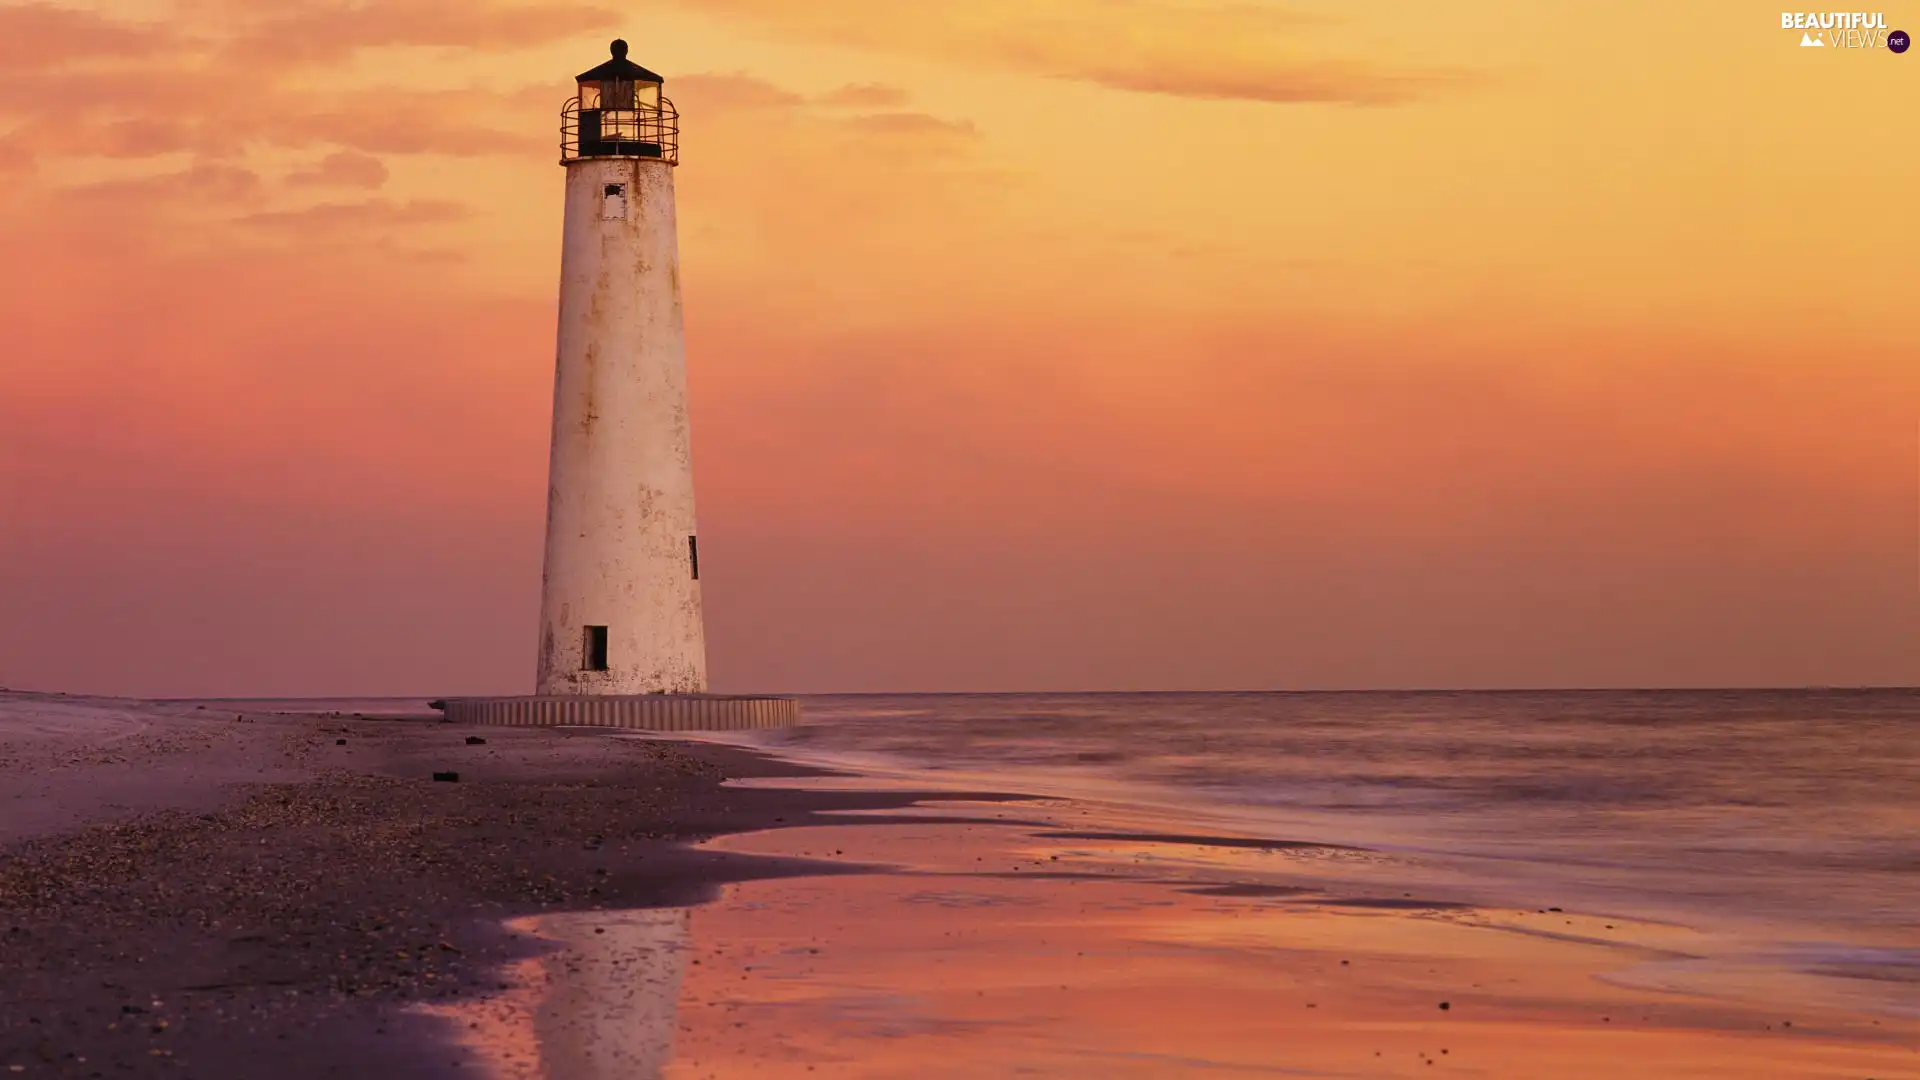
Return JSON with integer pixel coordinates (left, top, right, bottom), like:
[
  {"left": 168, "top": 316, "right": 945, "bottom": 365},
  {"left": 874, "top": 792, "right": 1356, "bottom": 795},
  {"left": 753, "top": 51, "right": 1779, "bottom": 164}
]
[
  {"left": 435, "top": 42, "right": 794, "bottom": 730},
  {"left": 537, "top": 40, "right": 705, "bottom": 696}
]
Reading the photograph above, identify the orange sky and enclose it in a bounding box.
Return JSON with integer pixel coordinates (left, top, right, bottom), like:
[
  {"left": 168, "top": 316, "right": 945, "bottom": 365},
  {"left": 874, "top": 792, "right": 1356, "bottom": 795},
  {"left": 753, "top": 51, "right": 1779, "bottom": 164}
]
[{"left": 1, "top": 0, "right": 1915, "bottom": 695}]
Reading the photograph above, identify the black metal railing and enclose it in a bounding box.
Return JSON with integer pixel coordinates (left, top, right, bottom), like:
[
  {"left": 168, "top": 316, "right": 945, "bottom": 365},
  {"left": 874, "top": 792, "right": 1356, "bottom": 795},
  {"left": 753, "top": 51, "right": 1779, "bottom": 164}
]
[{"left": 561, "top": 96, "right": 679, "bottom": 164}]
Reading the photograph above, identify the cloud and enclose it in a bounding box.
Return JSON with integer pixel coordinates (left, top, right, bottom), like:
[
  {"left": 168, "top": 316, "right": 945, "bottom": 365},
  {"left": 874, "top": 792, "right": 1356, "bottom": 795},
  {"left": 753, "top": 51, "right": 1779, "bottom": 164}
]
[
  {"left": 215, "top": 0, "right": 623, "bottom": 65},
  {"left": 239, "top": 197, "right": 470, "bottom": 232},
  {"left": 840, "top": 112, "right": 976, "bottom": 138},
  {"left": 2, "top": 114, "right": 205, "bottom": 159},
  {"left": 672, "top": 73, "right": 807, "bottom": 111},
  {"left": 69, "top": 162, "right": 263, "bottom": 205},
  {"left": 1069, "top": 58, "right": 1472, "bottom": 105},
  {"left": 288, "top": 149, "right": 390, "bottom": 188},
  {"left": 660, "top": 0, "right": 1475, "bottom": 105},
  {"left": 0, "top": 1, "right": 558, "bottom": 171},
  {"left": 0, "top": 4, "right": 182, "bottom": 71},
  {"left": 668, "top": 72, "right": 1009, "bottom": 268},
  {"left": 817, "top": 83, "right": 912, "bottom": 108},
  {"left": 0, "top": 138, "right": 30, "bottom": 175},
  {"left": 0, "top": 71, "right": 544, "bottom": 160},
  {"left": 296, "top": 93, "right": 543, "bottom": 155},
  {"left": 670, "top": 78, "right": 973, "bottom": 158},
  {"left": 1067, "top": 59, "right": 1466, "bottom": 106}
]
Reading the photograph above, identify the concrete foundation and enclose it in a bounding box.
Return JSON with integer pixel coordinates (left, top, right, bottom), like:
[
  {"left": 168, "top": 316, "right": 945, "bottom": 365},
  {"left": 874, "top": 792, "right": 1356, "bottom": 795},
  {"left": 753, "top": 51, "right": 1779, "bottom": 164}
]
[{"left": 435, "top": 694, "right": 797, "bottom": 732}]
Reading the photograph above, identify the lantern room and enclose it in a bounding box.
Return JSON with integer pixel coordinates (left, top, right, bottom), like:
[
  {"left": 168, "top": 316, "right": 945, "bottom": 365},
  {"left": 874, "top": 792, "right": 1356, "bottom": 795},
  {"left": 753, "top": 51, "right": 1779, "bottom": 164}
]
[{"left": 562, "top": 40, "right": 679, "bottom": 164}]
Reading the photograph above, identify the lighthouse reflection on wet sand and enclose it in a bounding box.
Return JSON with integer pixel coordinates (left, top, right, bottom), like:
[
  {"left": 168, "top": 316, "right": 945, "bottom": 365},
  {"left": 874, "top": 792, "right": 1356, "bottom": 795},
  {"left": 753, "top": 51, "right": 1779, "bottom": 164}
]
[{"left": 536, "top": 40, "right": 706, "bottom": 696}]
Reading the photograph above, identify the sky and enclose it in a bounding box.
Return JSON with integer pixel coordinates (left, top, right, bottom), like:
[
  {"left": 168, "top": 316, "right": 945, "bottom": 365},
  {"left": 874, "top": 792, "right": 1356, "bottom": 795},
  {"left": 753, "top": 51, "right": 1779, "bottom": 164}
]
[{"left": 0, "top": 0, "right": 1915, "bottom": 696}]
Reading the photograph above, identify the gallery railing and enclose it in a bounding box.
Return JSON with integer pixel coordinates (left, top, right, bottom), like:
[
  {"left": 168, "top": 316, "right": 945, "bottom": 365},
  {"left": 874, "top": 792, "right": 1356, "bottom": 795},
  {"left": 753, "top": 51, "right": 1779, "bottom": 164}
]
[{"left": 561, "top": 96, "right": 680, "bottom": 163}]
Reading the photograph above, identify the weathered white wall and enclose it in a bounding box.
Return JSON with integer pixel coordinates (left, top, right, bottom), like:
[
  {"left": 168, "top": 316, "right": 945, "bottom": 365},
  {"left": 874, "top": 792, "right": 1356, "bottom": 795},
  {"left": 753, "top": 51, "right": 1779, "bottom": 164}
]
[{"left": 536, "top": 156, "right": 708, "bottom": 695}]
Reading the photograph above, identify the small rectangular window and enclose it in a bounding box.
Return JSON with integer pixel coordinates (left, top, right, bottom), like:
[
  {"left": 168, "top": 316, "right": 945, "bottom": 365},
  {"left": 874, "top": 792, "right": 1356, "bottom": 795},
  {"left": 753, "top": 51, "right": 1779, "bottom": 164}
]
[
  {"left": 688, "top": 535, "right": 699, "bottom": 580},
  {"left": 601, "top": 184, "right": 627, "bottom": 221},
  {"left": 583, "top": 625, "right": 609, "bottom": 671}
]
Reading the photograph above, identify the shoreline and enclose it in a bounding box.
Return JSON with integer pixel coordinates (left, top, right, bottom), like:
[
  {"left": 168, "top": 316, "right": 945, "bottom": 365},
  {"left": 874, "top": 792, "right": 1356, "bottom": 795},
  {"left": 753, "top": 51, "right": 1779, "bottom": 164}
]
[
  {"left": 441, "top": 789, "right": 1920, "bottom": 1079},
  {"left": 0, "top": 692, "right": 1020, "bottom": 1078},
  {"left": 5, "top": 691, "right": 1919, "bottom": 1078}
]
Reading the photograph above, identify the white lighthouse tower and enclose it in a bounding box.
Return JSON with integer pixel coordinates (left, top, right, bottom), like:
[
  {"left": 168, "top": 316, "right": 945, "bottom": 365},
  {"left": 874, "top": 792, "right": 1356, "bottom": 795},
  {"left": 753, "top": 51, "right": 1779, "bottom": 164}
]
[
  {"left": 437, "top": 41, "right": 794, "bottom": 731},
  {"left": 538, "top": 40, "right": 705, "bottom": 696}
]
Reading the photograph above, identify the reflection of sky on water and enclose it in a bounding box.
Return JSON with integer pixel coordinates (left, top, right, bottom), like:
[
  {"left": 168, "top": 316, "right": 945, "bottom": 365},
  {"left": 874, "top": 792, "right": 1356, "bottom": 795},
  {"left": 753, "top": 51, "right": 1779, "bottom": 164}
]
[
  {"left": 534, "top": 908, "right": 689, "bottom": 1079},
  {"left": 432, "top": 812, "right": 1920, "bottom": 1080},
  {"left": 423, "top": 907, "right": 690, "bottom": 1080}
]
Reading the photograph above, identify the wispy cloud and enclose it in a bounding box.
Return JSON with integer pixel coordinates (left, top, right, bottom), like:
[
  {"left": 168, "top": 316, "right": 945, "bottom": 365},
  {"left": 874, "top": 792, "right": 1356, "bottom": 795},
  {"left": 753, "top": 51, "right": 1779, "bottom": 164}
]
[
  {"left": 0, "top": 137, "right": 32, "bottom": 175},
  {"left": 673, "top": 73, "right": 807, "bottom": 111},
  {"left": 0, "top": 0, "right": 573, "bottom": 170},
  {"left": 660, "top": 0, "right": 1476, "bottom": 105},
  {"left": 69, "top": 162, "right": 263, "bottom": 205},
  {"left": 239, "top": 197, "right": 470, "bottom": 232},
  {"left": 840, "top": 112, "right": 976, "bottom": 138},
  {"left": 1066, "top": 58, "right": 1474, "bottom": 106},
  {"left": 817, "top": 83, "right": 913, "bottom": 108},
  {"left": 217, "top": 0, "right": 622, "bottom": 65},
  {"left": 287, "top": 150, "right": 390, "bottom": 189},
  {"left": 0, "top": 4, "right": 185, "bottom": 71}
]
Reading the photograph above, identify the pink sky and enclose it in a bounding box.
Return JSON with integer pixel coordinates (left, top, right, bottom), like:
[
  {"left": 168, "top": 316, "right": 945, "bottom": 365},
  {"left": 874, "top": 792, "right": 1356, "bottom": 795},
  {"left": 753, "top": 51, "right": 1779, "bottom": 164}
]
[{"left": 1, "top": 0, "right": 1914, "bottom": 695}]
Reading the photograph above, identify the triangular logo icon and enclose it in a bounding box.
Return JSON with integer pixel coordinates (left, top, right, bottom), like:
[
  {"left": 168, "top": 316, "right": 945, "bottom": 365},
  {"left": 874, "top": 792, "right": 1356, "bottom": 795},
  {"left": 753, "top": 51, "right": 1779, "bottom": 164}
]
[{"left": 1800, "top": 31, "right": 1825, "bottom": 46}]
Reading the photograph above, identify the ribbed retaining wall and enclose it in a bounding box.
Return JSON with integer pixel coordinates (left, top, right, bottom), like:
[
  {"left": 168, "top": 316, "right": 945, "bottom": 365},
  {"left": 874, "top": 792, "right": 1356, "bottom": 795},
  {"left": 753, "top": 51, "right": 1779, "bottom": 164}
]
[{"left": 435, "top": 694, "right": 799, "bottom": 732}]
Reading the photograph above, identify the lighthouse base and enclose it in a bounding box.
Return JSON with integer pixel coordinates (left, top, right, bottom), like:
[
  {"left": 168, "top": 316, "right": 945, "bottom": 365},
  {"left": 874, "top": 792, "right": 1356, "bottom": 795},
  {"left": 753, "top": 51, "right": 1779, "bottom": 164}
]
[{"left": 432, "top": 694, "right": 798, "bottom": 732}]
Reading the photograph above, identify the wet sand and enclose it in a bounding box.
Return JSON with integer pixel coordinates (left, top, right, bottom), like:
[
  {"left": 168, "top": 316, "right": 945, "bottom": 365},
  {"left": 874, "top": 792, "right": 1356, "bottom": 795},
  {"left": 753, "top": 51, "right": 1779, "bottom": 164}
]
[
  {"left": 5, "top": 691, "right": 1919, "bottom": 1078},
  {"left": 654, "top": 821, "right": 1918, "bottom": 1078},
  {"left": 438, "top": 791, "right": 1920, "bottom": 1079}
]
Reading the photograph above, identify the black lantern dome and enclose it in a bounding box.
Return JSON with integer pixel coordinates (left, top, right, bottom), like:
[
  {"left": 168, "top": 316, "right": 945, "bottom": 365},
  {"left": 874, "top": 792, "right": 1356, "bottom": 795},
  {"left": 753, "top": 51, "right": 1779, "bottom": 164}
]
[{"left": 562, "top": 40, "right": 679, "bottom": 164}]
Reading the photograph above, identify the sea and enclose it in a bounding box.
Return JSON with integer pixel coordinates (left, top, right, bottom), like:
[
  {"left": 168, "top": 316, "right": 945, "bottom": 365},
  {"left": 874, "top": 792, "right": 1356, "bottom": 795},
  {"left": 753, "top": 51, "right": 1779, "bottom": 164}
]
[{"left": 727, "top": 689, "right": 1920, "bottom": 1017}]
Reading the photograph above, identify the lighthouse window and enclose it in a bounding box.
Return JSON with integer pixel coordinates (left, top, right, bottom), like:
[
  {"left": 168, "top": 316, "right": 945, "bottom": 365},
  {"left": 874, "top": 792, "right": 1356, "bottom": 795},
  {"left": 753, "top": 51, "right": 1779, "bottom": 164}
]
[
  {"left": 601, "top": 183, "right": 627, "bottom": 221},
  {"left": 602, "top": 78, "right": 636, "bottom": 110},
  {"left": 583, "top": 625, "right": 609, "bottom": 671},
  {"left": 689, "top": 535, "right": 699, "bottom": 580}
]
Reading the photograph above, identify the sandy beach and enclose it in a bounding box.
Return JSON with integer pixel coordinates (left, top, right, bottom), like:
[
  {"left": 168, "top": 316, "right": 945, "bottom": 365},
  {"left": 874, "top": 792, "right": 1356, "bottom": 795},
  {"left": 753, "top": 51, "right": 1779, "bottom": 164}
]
[
  {"left": 3, "top": 690, "right": 1917, "bottom": 1079},
  {"left": 0, "top": 692, "right": 1001, "bottom": 1077}
]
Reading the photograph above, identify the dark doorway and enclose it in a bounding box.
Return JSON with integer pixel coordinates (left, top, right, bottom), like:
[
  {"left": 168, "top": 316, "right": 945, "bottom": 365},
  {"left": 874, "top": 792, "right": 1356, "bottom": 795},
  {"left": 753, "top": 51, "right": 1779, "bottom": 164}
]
[{"left": 583, "top": 625, "right": 609, "bottom": 671}]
